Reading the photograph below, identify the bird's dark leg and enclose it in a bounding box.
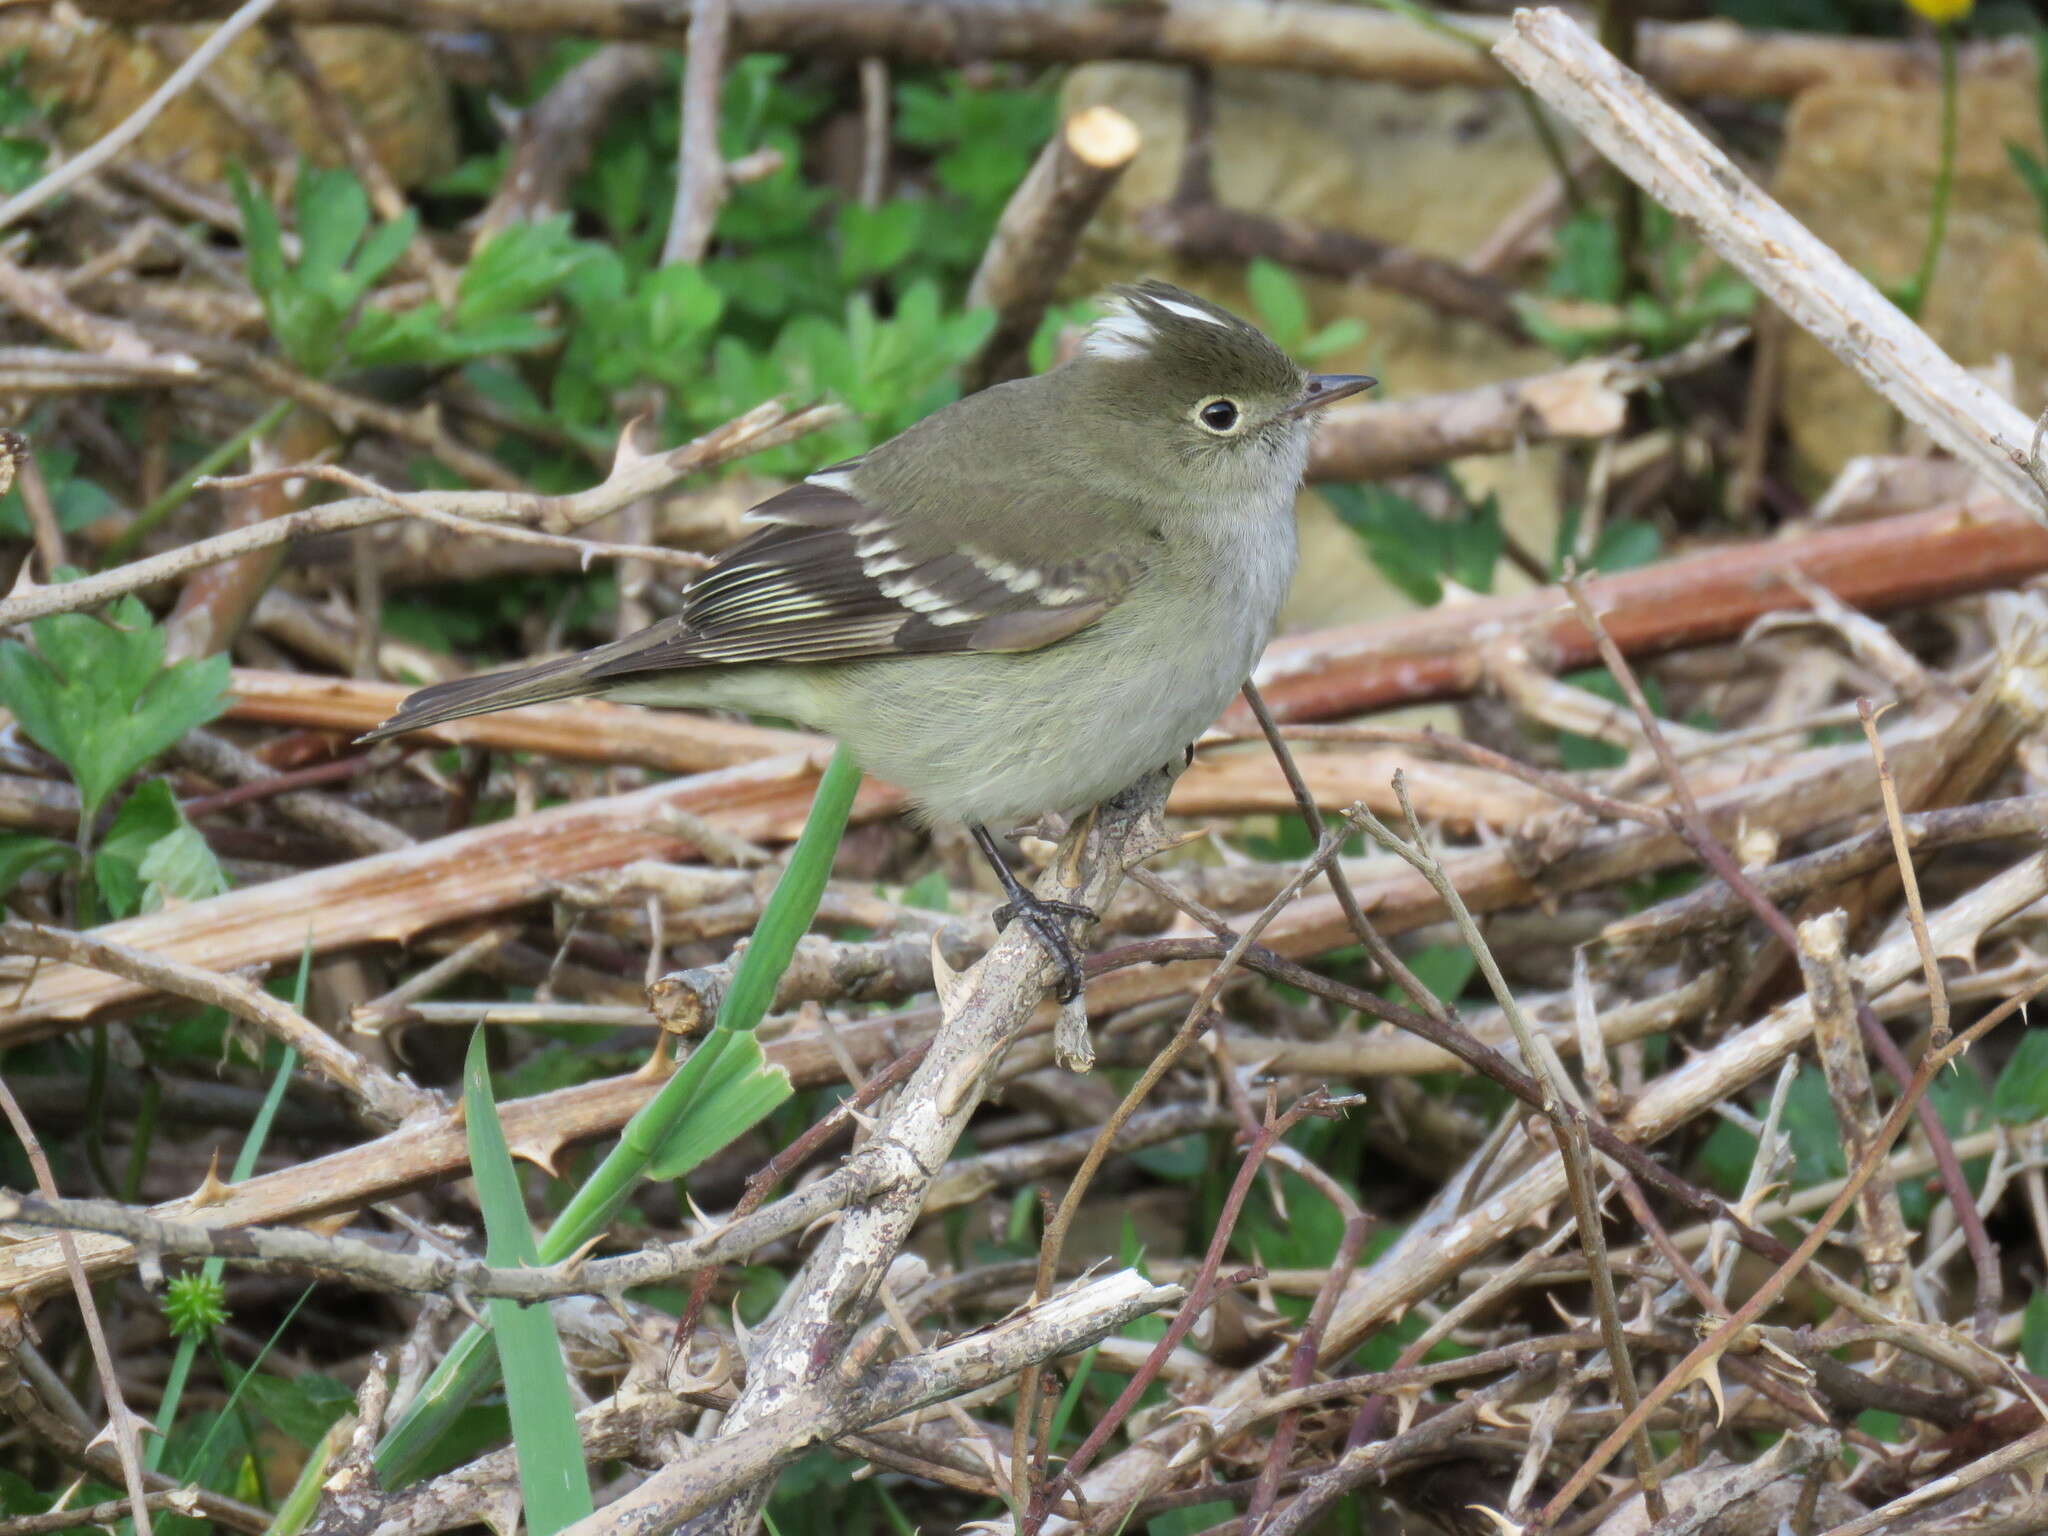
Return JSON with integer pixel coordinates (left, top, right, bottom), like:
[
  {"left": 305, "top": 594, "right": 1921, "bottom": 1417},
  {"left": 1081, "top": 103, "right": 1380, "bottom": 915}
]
[{"left": 970, "top": 823, "right": 1096, "bottom": 1003}]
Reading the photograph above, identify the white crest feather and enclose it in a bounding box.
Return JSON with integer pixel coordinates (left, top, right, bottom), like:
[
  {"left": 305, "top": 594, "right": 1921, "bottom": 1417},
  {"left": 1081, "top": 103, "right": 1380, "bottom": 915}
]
[
  {"left": 1082, "top": 301, "right": 1157, "bottom": 360},
  {"left": 1153, "top": 295, "right": 1229, "bottom": 327}
]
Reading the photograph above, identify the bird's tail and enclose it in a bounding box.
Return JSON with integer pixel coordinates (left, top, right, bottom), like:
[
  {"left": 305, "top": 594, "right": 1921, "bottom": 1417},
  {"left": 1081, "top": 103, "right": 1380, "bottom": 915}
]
[{"left": 358, "top": 653, "right": 608, "bottom": 744}]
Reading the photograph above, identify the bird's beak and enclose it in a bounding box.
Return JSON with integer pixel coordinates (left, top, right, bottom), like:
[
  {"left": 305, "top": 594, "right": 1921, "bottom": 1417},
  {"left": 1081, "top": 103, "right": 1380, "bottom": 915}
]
[{"left": 1289, "top": 373, "right": 1376, "bottom": 418}]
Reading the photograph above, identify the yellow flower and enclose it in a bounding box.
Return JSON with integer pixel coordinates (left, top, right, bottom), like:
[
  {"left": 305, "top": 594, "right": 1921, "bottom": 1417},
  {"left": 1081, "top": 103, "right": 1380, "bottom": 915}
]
[{"left": 1904, "top": 0, "right": 1972, "bottom": 23}]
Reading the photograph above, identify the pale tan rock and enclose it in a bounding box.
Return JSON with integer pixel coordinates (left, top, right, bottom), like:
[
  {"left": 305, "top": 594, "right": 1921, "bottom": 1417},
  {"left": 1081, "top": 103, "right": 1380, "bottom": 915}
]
[
  {"left": 7, "top": 17, "right": 456, "bottom": 189},
  {"left": 1773, "top": 72, "right": 2048, "bottom": 485}
]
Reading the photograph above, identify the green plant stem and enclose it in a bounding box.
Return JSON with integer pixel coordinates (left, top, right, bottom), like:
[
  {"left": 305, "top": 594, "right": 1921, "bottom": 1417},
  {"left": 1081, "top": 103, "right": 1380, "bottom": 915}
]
[
  {"left": 147, "top": 1027, "right": 302, "bottom": 1472},
  {"left": 120, "top": 1072, "right": 162, "bottom": 1203},
  {"left": 104, "top": 399, "right": 293, "bottom": 566},
  {"left": 1904, "top": 25, "right": 1960, "bottom": 319},
  {"left": 374, "top": 747, "right": 863, "bottom": 1486}
]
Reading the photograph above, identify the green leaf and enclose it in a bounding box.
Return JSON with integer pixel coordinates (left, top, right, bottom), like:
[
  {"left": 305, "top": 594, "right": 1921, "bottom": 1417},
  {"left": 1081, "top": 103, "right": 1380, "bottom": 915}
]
[
  {"left": 1782, "top": 1068, "right": 1846, "bottom": 1188},
  {"left": 0, "top": 596, "right": 230, "bottom": 825},
  {"left": 1322, "top": 483, "right": 1501, "bottom": 606},
  {"left": 1588, "top": 518, "right": 1663, "bottom": 573},
  {"left": 95, "top": 780, "right": 228, "bottom": 919},
  {"left": 463, "top": 1029, "right": 594, "bottom": 1535},
  {"left": 1994, "top": 1031, "right": 2048, "bottom": 1124},
  {"left": 1246, "top": 259, "right": 1309, "bottom": 350},
  {"left": 2008, "top": 142, "right": 2048, "bottom": 244},
  {"left": 837, "top": 200, "right": 923, "bottom": 283},
  {"left": 1549, "top": 210, "right": 1624, "bottom": 303},
  {"left": 0, "top": 834, "right": 73, "bottom": 898},
  {"left": 644, "top": 1031, "right": 792, "bottom": 1180},
  {"left": 2025, "top": 1289, "right": 2048, "bottom": 1375},
  {"left": 457, "top": 217, "right": 597, "bottom": 325},
  {"left": 239, "top": 1373, "right": 354, "bottom": 1452}
]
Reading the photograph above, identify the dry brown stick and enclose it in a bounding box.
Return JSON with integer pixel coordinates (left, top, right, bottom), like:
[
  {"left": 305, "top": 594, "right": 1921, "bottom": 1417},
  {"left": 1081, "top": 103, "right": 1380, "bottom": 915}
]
[
  {"left": 1239, "top": 684, "right": 1451, "bottom": 1021},
  {"left": 1563, "top": 571, "right": 2005, "bottom": 1344},
  {"left": 1798, "top": 913, "right": 1916, "bottom": 1321},
  {"left": 1532, "top": 979, "right": 2048, "bottom": 1527},
  {"left": 1859, "top": 698, "right": 1951, "bottom": 1050},
  {"left": 0, "top": 399, "right": 839, "bottom": 629},
  {"left": 0, "top": 922, "right": 438, "bottom": 1130},
  {"left": 1141, "top": 200, "right": 1524, "bottom": 338},
  {"left": 0, "top": 728, "right": 1942, "bottom": 1304},
  {"left": 1816, "top": 1423, "right": 2048, "bottom": 1536},
  {"left": 963, "top": 106, "right": 1141, "bottom": 391},
  {"left": 1029, "top": 1096, "right": 1349, "bottom": 1533},
  {"left": 1492, "top": 7, "right": 2044, "bottom": 515},
  {"left": 1242, "top": 499, "right": 2048, "bottom": 725},
  {"left": 12, "top": 444, "right": 66, "bottom": 580},
  {"left": 1859, "top": 693, "right": 1990, "bottom": 1346},
  {"left": 161, "top": 407, "right": 332, "bottom": 664},
  {"left": 222, "top": 460, "right": 713, "bottom": 569},
  {"left": 224, "top": 667, "right": 813, "bottom": 772},
  {"left": 0, "top": 1079, "right": 153, "bottom": 1536},
  {"left": 1012, "top": 811, "right": 1365, "bottom": 1507},
  {"left": 477, "top": 45, "right": 664, "bottom": 235},
  {"left": 64, "top": 0, "right": 2025, "bottom": 102},
  {"left": 0, "top": 258, "right": 200, "bottom": 377},
  {"left": 1059, "top": 839, "right": 2048, "bottom": 1528},
  {"left": 1604, "top": 795, "right": 2048, "bottom": 946},
  {"left": 1244, "top": 1143, "right": 1370, "bottom": 1534},
  {"left": 662, "top": 0, "right": 734, "bottom": 265},
  {"left": 1361, "top": 776, "right": 1664, "bottom": 1521},
  {"left": 1304, "top": 358, "right": 1628, "bottom": 481}
]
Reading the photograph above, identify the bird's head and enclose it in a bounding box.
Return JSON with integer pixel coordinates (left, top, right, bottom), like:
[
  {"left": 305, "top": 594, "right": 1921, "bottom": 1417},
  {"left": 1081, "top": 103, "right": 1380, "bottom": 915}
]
[{"left": 1070, "top": 281, "right": 1373, "bottom": 500}]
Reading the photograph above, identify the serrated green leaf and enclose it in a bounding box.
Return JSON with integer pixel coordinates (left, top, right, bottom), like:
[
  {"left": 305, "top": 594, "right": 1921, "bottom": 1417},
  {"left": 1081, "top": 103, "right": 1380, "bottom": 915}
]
[
  {"left": 0, "top": 602, "right": 229, "bottom": 825},
  {"left": 463, "top": 1029, "right": 594, "bottom": 1535},
  {"left": 645, "top": 1031, "right": 792, "bottom": 1180}
]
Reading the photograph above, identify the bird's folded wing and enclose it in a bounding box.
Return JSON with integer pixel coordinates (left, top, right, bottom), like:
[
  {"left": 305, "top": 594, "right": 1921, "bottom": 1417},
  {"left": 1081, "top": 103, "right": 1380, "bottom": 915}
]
[{"left": 584, "top": 475, "right": 1141, "bottom": 680}]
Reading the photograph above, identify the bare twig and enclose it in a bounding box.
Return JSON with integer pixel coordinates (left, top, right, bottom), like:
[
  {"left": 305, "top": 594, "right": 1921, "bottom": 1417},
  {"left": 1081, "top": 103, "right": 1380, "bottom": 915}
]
[
  {"left": 0, "top": 922, "right": 438, "bottom": 1130},
  {"left": 964, "top": 106, "right": 1141, "bottom": 391},
  {"left": 0, "top": 1080, "right": 153, "bottom": 1536},
  {"left": 662, "top": 0, "right": 734, "bottom": 265},
  {"left": 0, "top": 400, "right": 839, "bottom": 629},
  {"left": 1492, "top": 7, "right": 2046, "bottom": 514}
]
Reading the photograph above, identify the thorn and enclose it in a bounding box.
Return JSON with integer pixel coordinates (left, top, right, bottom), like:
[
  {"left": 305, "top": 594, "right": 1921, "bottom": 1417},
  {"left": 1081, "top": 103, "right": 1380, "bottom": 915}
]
[
  {"left": 509, "top": 1133, "right": 568, "bottom": 1178},
  {"left": 189, "top": 1150, "right": 233, "bottom": 1209},
  {"left": 931, "top": 933, "right": 974, "bottom": 1017},
  {"left": 1466, "top": 1505, "right": 1526, "bottom": 1536},
  {"left": 1693, "top": 1356, "right": 1728, "bottom": 1426},
  {"left": 301, "top": 1209, "right": 354, "bottom": 1237}
]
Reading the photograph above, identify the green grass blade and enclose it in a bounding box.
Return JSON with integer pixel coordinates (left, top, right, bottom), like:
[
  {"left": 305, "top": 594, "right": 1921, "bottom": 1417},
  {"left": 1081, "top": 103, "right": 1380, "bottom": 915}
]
[
  {"left": 463, "top": 1028, "right": 593, "bottom": 1535},
  {"left": 148, "top": 943, "right": 311, "bottom": 1473},
  {"left": 376, "top": 749, "right": 860, "bottom": 1483},
  {"left": 716, "top": 745, "right": 863, "bottom": 1034}
]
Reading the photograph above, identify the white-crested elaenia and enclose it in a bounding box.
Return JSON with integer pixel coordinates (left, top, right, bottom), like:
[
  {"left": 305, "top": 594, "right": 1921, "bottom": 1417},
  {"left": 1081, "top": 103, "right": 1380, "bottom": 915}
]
[{"left": 366, "top": 282, "right": 1374, "bottom": 997}]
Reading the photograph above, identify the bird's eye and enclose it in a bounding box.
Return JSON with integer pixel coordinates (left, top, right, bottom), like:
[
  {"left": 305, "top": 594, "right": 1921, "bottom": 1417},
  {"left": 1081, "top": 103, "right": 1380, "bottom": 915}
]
[{"left": 1197, "top": 398, "right": 1241, "bottom": 434}]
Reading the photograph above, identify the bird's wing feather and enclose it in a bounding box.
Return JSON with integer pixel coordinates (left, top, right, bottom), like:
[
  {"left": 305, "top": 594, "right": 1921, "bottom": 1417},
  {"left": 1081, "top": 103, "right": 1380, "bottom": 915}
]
[{"left": 583, "top": 475, "right": 1138, "bottom": 680}]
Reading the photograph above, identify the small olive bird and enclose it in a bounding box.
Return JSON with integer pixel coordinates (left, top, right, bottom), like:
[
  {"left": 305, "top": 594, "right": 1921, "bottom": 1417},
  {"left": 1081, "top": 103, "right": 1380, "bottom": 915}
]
[{"left": 365, "top": 282, "right": 1373, "bottom": 998}]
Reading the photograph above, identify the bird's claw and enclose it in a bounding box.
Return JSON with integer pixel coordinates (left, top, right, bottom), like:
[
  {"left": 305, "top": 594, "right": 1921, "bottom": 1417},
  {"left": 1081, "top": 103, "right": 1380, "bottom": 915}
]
[{"left": 991, "top": 894, "right": 1097, "bottom": 1003}]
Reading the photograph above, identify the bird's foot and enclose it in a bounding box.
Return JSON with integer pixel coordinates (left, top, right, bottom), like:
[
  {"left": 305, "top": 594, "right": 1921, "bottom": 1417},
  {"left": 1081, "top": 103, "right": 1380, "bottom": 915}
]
[{"left": 992, "top": 893, "right": 1097, "bottom": 1003}]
